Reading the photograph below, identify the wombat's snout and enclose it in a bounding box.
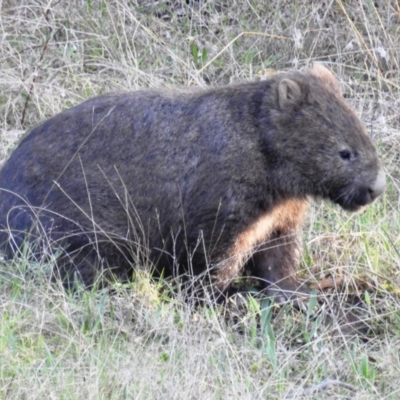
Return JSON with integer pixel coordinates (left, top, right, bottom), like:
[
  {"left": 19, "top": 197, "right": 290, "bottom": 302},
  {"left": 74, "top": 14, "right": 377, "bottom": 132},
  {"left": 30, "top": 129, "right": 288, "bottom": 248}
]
[
  {"left": 369, "top": 168, "right": 386, "bottom": 202},
  {"left": 334, "top": 167, "right": 386, "bottom": 211}
]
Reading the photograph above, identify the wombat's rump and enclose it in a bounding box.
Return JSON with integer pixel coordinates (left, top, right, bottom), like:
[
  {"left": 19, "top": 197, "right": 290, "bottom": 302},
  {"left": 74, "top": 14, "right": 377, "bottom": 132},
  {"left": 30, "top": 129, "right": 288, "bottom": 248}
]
[{"left": 0, "top": 64, "right": 385, "bottom": 298}]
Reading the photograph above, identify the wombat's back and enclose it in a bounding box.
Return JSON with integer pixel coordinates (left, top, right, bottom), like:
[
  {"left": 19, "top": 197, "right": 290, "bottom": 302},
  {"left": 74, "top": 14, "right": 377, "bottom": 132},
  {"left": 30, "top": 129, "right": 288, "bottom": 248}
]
[{"left": 0, "top": 85, "right": 273, "bottom": 284}]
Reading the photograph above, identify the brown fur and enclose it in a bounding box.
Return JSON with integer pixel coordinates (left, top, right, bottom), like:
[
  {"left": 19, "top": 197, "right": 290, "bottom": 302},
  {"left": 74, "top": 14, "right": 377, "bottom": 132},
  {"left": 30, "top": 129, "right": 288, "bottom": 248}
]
[
  {"left": 217, "top": 199, "right": 307, "bottom": 293},
  {"left": 0, "top": 64, "right": 385, "bottom": 298}
]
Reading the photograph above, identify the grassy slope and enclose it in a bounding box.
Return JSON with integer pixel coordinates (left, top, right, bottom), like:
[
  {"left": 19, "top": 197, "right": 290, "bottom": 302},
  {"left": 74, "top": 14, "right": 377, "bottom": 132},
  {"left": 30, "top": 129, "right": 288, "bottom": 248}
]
[{"left": 1, "top": 0, "right": 400, "bottom": 398}]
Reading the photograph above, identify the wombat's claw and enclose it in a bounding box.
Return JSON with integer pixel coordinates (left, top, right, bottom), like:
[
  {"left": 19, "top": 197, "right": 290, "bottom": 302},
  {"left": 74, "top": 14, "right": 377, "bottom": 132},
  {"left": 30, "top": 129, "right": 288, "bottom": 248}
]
[{"left": 266, "top": 283, "right": 311, "bottom": 310}]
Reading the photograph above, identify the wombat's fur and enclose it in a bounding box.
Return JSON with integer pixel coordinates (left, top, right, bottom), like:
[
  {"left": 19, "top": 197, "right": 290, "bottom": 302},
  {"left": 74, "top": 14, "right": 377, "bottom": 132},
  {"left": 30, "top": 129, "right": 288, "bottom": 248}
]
[{"left": 0, "top": 64, "right": 385, "bottom": 298}]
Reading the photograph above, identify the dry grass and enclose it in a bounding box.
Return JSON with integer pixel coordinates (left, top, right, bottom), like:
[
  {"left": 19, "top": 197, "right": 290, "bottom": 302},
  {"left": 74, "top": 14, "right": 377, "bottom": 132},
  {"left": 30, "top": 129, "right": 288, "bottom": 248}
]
[{"left": 1, "top": 0, "right": 400, "bottom": 398}]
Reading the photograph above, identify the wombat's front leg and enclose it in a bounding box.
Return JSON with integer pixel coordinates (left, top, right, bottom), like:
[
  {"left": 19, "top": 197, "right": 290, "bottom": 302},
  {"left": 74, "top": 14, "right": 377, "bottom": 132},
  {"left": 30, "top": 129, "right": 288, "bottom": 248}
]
[{"left": 250, "top": 230, "right": 310, "bottom": 302}]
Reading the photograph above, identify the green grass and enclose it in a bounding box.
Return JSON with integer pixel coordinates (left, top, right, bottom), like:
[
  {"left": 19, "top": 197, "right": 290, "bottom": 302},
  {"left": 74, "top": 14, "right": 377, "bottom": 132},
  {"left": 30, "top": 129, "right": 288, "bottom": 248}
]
[{"left": 1, "top": 0, "right": 400, "bottom": 398}]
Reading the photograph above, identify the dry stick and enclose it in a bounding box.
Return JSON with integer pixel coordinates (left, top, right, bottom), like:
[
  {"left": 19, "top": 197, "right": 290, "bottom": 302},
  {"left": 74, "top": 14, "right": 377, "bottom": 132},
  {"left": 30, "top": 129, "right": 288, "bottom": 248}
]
[
  {"left": 193, "top": 31, "right": 292, "bottom": 82},
  {"left": 20, "top": 36, "right": 50, "bottom": 125},
  {"left": 4, "top": 374, "right": 15, "bottom": 399},
  {"left": 20, "top": 7, "right": 62, "bottom": 125},
  {"left": 335, "top": 0, "right": 382, "bottom": 77},
  {"left": 284, "top": 378, "right": 358, "bottom": 399}
]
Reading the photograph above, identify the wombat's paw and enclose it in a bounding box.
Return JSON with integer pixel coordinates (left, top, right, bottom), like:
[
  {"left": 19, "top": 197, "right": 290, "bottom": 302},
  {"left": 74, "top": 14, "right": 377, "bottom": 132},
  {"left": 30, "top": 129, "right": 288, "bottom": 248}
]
[{"left": 265, "top": 281, "right": 311, "bottom": 309}]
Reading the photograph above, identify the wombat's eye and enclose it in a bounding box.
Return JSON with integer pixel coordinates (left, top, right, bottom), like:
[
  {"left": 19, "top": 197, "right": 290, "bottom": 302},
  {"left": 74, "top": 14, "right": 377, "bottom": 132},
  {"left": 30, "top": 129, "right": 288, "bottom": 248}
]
[{"left": 339, "top": 150, "right": 352, "bottom": 160}]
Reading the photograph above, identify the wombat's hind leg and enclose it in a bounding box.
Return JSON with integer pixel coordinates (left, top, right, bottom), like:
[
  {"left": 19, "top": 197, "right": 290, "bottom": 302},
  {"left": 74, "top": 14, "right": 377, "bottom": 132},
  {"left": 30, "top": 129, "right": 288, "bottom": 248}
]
[{"left": 51, "top": 245, "right": 105, "bottom": 289}]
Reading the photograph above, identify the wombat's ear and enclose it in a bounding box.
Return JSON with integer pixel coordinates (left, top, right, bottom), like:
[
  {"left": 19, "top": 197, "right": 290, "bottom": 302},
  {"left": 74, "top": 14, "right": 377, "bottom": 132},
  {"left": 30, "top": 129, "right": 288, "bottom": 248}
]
[
  {"left": 278, "top": 78, "right": 302, "bottom": 109},
  {"left": 309, "top": 63, "right": 340, "bottom": 94}
]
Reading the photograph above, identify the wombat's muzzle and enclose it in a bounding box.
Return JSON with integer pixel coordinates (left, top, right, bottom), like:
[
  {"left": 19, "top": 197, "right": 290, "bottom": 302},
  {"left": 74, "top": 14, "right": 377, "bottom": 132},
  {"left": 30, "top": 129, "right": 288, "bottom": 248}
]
[
  {"left": 334, "top": 167, "right": 386, "bottom": 212},
  {"left": 369, "top": 168, "right": 386, "bottom": 202}
]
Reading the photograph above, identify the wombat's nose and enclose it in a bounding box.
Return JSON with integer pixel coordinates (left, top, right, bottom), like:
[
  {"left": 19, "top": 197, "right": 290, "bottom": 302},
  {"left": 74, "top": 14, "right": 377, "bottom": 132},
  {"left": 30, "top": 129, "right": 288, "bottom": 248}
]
[{"left": 369, "top": 168, "right": 386, "bottom": 201}]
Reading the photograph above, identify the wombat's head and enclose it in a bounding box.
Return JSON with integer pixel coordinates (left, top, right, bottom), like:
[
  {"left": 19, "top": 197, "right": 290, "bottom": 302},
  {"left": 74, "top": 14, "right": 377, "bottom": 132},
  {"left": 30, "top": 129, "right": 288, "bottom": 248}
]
[{"left": 274, "top": 63, "right": 385, "bottom": 212}]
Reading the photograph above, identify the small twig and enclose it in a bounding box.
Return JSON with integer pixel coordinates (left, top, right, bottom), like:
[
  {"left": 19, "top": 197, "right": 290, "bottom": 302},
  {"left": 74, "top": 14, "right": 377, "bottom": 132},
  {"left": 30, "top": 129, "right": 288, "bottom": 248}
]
[
  {"left": 284, "top": 378, "right": 357, "bottom": 398},
  {"left": 382, "top": 227, "right": 400, "bottom": 260},
  {"left": 4, "top": 374, "right": 15, "bottom": 398},
  {"left": 20, "top": 7, "right": 62, "bottom": 125},
  {"left": 194, "top": 31, "right": 291, "bottom": 79}
]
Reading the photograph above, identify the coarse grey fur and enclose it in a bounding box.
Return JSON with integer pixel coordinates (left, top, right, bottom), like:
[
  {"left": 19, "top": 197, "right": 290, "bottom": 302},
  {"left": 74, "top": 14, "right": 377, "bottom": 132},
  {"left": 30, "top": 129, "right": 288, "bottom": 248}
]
[{"left": 0, "top": 64, "right": 385, "bottom": 298}]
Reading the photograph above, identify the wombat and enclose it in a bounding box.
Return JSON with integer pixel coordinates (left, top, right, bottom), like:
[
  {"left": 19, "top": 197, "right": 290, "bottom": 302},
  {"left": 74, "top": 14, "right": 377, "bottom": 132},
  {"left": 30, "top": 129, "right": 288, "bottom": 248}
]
[{"left": 0, "top": 64, "right": 385, "bottom": 299}]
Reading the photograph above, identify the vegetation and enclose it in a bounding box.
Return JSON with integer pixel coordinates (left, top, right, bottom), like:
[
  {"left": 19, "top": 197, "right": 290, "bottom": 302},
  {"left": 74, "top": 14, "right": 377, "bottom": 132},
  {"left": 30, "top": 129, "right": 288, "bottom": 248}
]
[{"left": 1, "top": 0, "right": 399, "bottom": 398}]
